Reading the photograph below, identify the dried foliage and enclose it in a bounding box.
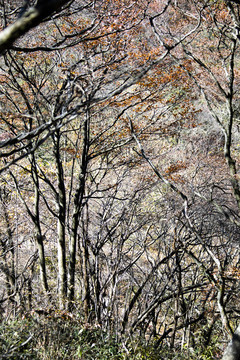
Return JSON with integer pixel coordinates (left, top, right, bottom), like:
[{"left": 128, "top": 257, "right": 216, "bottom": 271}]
[{"left": 0, "top": 1, "right": 240, "bottom": 359}]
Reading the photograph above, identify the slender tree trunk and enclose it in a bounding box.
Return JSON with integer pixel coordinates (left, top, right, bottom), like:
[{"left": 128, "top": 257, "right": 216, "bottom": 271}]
[
  {"left": 35, "top": 225, "right": 48, "bottom": 293},
  {"left": 54, "top": 131, "right": 68, "bottom": 308},
  {"left": 68, "top": 173, "right": 87, "bottom": 307},
  {"left": 82, "top": 237, "right": 91, "bottom": 321},
  {"left": 57, "top": 213, "right": 67, "bottom": 308},
  {"left": 68, "top": 109, "right": 90, "bottom": 307},
  {"left": 33, "top": 177, "right": 49, "bottom": 294},
  {"left": 29, "top": 151, "right": 49, "bottom": 294},
  {"left": 68, "top": 212, "right": 79, "bottom": 307},
  {"left": 1, "top": 195, "right": 16, "bottom": 295}
]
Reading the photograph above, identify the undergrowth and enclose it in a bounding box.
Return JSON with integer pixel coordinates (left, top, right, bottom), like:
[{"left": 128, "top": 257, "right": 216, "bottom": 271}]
[{"left": 0, "top": 312, "right": 222, "bottom": 359}]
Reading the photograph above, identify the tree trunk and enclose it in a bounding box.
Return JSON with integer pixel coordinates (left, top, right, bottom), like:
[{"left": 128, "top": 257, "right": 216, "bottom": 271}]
[
  {"left": 54, "top": 130, "right": 67, "bottom": 308},
  {"left": 57, "top": 216, "right": 67, "bottom": 308},
  {"left": 35, "top": 228, "right": 48, "bottom": 293},
  {"left": 68, "top": 110, "right": 89, "bottom": 307},
  {"left": 222, "top": 325, "right": 240, "bottom": 360}
]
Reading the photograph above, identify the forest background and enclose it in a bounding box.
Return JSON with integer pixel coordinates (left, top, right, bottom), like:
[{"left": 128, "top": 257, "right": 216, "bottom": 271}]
[{"left": 0, "top": 0, "right": 240, "bottom": 359}]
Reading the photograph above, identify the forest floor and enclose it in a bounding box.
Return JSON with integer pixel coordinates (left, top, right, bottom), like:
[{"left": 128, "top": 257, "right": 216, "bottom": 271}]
[{"left": 0, "top": 312, "right": 222, "bottom": 359}]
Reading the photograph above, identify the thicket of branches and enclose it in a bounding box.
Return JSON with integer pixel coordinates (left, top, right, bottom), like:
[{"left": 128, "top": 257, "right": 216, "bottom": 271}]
[{"left": 0, "top": 1, "right": 240, "bottom": 359}]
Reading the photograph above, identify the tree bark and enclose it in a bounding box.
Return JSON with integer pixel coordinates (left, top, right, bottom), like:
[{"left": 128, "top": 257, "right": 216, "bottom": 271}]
[
  {"left": 68, "top": 109, "right": 90, "bottom": 307},
  {"left": 32, "top": 168, "right": 49, "bottom": 294},
  {"left": 222, "top": 325, "right": 240, "bottom": 360},
  {"left": 0, "top": 0, "right": 71, "bottom": 53},
  {"left": 54, "top": 131, "right": 67, "bottom": 308}
]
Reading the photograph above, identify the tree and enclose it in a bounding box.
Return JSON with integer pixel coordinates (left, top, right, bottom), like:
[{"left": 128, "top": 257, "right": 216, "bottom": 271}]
[
  {"left": 0, "top": 0, "right": 158, "bottom": 310},
  {"left": 0, "top": 1, "right": 240, "bottom": 358},
  {"left": 132, "top": 0, "right": 240, "bottom": 357}
]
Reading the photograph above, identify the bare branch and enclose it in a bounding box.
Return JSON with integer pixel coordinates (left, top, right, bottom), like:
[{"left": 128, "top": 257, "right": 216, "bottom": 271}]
[{"left": 0, "top": 0, "right": 72, "bottom": 53}]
